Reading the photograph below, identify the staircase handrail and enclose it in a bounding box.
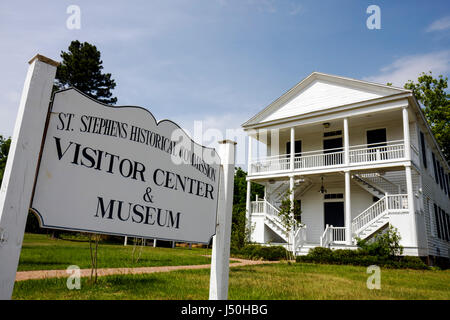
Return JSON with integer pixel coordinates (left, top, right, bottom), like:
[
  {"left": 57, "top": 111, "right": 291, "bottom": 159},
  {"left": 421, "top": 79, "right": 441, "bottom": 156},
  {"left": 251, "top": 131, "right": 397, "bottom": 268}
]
[
  {"left": 352, "top": 196, "right": 387, "bottom": 233},
  {"left": 294, "top": 225, "right": 307, "bottom": 251},
  {"left": 352, "top": 194, "right": 409, "bottom": 235},
  {"left": 320, "top": 224, "right": 332, "bottom": 247}
]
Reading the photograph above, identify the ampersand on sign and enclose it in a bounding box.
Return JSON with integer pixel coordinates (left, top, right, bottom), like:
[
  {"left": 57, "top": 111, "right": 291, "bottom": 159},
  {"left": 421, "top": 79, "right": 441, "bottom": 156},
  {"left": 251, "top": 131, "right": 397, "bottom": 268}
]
[{"left": 143, "top": 187, "right": 154, "bottom": 203}]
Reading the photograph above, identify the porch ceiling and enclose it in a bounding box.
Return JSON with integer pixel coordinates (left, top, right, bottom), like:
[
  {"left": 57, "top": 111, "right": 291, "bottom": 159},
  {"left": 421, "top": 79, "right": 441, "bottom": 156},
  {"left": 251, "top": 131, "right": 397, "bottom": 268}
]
[{"left": 253, "top": 108, "right": 403, "bottom": 143}]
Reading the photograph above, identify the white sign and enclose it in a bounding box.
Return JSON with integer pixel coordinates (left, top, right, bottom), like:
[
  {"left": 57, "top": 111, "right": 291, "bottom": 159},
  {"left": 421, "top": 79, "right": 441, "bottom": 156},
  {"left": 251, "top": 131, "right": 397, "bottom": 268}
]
[{"left": 31, "top": 88, "right": 221, "bottom": 244}]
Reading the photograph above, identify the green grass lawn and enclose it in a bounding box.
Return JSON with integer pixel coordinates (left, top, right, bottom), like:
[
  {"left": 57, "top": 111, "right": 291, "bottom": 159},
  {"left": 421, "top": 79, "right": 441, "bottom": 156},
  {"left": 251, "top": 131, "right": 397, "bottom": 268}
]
[
  {"left": 18, "top": 233, "right": 212, "bottom": 271},
  {"left": 13, "top": 262, "right": 450, "bottom": 300}
]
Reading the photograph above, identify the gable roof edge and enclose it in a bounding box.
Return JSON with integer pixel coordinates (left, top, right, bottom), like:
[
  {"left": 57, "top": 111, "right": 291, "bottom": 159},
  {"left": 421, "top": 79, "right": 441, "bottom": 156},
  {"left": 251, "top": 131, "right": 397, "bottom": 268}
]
[{"left": 242, "top": 72, "right": 411, "bottom": 127}]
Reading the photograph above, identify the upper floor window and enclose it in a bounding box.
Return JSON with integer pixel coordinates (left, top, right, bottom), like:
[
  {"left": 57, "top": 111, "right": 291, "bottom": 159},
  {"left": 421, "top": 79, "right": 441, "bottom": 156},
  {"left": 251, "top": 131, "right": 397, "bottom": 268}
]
[
  {"left": 432, "top": 153, "right": 438, "bottom": 182},
  {"left": 420, "top": 131, "right": 427, "bottom": 168}
]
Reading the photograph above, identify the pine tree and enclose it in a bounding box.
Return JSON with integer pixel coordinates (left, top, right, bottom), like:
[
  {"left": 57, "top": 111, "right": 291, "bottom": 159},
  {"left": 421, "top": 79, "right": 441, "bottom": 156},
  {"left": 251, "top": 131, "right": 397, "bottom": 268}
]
[{"left": 55, "top": 40, "right": 118, "bottom": 104}]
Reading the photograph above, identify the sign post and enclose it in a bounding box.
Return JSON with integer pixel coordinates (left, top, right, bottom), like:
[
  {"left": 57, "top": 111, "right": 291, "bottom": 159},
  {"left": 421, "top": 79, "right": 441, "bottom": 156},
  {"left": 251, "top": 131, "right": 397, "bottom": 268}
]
[
  {"left": 209, "top": 140, "right": 236, "bottom": 300},
  {"left": 0, "top": 55, "right": 58, "bottom": 299}
]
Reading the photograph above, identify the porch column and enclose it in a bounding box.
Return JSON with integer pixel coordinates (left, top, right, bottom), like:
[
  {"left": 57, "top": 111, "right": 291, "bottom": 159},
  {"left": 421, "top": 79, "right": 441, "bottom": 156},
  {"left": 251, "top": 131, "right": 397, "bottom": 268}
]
[
  {"left": 245, "top": 180, "right": 252, "bottom": 238},
  {"left": 344, "top": 170, "right": 352, "bottom": 245},
  {"left": 343, "top": 118, "right": 350, "bottom": 165},
  {"left": 289, "top": 176, "right": 295, "bottom": 251},
  {"left": 289, "top": 176, "right": 295, "bottom": 212},
  {"left": 247, "top": 134, "right": 253, "bottom": 174},
  {"left": 290, "top": 127, "right": 295, "bottom": 171},
  {"left": 402, "top": 106, "right": 411, "bottom": 161},
  {"left": 405, "top": 165, "right": 418, "bottom": 246}
]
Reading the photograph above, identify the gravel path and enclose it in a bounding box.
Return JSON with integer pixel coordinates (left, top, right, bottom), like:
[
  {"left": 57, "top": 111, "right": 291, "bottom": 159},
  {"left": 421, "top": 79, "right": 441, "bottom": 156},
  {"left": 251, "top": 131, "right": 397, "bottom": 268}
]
[{"left": 15, "top": 258, "right": 279, "bottom": 282}]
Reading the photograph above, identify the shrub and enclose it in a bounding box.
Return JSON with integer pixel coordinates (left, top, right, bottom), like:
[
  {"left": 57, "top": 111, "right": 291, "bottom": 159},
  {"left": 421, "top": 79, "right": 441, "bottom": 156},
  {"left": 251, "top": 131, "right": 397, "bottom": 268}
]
[
  {"left": 307, "top": 247, "right": 333, "bottom": 259},
  {"left": 296, "top": 248, "right": 429, "bottom": 270},
  {"left": 233, "top": 244, "right": 288, "bottom": 261},
  {"left": 357, "top": 226, "right": 403, "bottom": 258}
]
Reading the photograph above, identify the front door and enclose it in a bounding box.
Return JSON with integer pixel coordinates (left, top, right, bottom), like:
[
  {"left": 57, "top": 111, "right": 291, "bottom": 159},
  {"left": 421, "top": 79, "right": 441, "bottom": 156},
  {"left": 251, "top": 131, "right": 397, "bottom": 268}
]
[
  {"left": 323, "top": 137, "right": 343, "bottom": 165},
  {"left": 324, "top": 202, "right": 344, "bottom": 228}
]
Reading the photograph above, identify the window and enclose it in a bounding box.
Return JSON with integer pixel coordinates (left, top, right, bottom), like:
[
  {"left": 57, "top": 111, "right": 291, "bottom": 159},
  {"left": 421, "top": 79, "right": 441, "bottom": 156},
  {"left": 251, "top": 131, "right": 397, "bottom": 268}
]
[
  {"left": 444, "top": 172, "right": 449, "bottom": 196},
  {"left": 441, "top": 209, "right": 449, "bottom": 241},
  {"left": 428, "top": 200, "right": 436, "bottom": 237},
  {"left": 420, "top": 131, "right": 427, "bottom": 168},
  {"left": 439, "top": 165, "right": 444, "bottom": 191},
  {"left": 323, "top": 130, "right": 342, "bottom": 137},
  {"left": 434, "top": 204, "right": 441, "bottom": 239},
  {"left": 432, "top": 153, "right": 438, "bottom": 182},
  {"left": 446, "top": 174, "right": 450, "bottom": 198},
  {"left": 447, "top": 213, "right": 450, "bottom": 241},
  {"left": 324, "top": 193, "right": 344, "bottom": 199}
]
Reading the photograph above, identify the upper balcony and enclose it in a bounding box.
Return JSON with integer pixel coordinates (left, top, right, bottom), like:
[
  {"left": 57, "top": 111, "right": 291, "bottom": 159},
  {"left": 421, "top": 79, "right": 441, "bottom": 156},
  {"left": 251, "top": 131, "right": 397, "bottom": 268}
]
[
  {"left": 250, "top": 139, "right": 412, "bottom": 175},
  {"left": 246, "top": 107, "right": 420, "bottom": 177}
]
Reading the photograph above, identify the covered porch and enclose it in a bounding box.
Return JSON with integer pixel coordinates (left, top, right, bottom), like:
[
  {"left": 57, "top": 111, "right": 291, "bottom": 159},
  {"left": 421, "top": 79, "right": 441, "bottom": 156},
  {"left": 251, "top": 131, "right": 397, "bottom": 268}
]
[{"left": 246, "top": 168, "right": 414, "bottom": 255}]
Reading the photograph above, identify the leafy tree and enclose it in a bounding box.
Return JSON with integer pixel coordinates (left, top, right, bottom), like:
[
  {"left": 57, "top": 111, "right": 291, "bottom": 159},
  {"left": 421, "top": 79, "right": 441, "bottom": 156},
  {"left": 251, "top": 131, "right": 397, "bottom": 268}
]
[
  {"left": 231, "top": 167, "right": 264, "bottom": 249},
  {"left": 277, "top": 189, "right": 302, "bottom": 259},
  {"left": 233, "top": 167, "right": 264, "bottom": 205},
  {"left": 0, "top": 135, "right": 11, "bottom": 185},
  {"left": 404, "top": 72, "right": 450, "bottom": 162},
  {"left": 277, "top": 190, "right": 302, "bottom": 234},
  {"left": 55, "top": 40, "right": 118, "bottom": 104}
]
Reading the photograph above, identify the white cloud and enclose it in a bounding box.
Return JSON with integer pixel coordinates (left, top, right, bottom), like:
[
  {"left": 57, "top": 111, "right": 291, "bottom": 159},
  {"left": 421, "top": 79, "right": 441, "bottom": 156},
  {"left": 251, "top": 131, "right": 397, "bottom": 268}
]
[
  {"left": 426, "top": 16, "right": 450, "bottom": 32},
  {"left": 364, "top": 50, "right": 450, "bottom": 87}
]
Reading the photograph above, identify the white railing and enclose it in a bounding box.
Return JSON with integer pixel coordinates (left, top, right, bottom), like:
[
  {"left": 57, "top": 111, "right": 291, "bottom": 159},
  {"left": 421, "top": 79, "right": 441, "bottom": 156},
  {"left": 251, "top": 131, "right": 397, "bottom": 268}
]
[
  {"left": 386, "top": 194, "right": 408, "bottom": 211},
  {"left": 320, "top": 225, "right": 346, "bottom": 247},
  {"left": 294, "top": 147, "right": 344, "bottom": 170},
  {"left": 250, "top": 200, "right": 265, "bottom": 214},
  {"left": 250, "top": 154, "right": 290, "bottom": 173},
  {"left": 352, "top": 197, "right": 387, "bottom": 233},
  {"left": 249, "top": 140, "right": 406, "bottom": 175},
  {"left": 352, "top": 194, "right": 408, "bottom": 234},
  {"left": 331, "top": 227, "right": 346, "bottom": 243},
  {"left": 294, "top": 225, "right": 307, "bottom": 250},
  {"left": 251, "top": 199, "right": 286, "bottom": 234},
  {"left": 349, "top": 140, "right": 405, "bottom": 164},
  {"left": 320, "top": 225, "right": 332, "bottom": 247}
]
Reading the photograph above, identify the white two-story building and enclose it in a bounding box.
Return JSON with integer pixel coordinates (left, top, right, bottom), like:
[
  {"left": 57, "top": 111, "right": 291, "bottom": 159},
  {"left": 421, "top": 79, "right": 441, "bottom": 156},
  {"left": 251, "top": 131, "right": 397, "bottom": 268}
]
[{"left": 242, "top": 72, "right": 450, "bottom": 261}]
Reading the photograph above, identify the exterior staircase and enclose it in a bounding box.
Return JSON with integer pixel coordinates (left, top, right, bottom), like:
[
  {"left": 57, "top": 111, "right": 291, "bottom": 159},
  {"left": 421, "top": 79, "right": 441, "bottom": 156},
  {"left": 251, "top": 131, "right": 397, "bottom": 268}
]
[
  {"left": 352, "top": 194, "right": 408, "bottom": 240},
  {"left": 351, "top": 174, "right": 384, "bottom": 198},
  {"left": 251, "top": 198, "right": 308, "bottom": 253},
  {"left": 351, "top": 172, "right": 407, "bottom": 240},
  {"left": 352, "top": 173, "right": 404, "bottom": 198},
  {"left": 269, "top": 178, "right": 313, "bottom": 207}
]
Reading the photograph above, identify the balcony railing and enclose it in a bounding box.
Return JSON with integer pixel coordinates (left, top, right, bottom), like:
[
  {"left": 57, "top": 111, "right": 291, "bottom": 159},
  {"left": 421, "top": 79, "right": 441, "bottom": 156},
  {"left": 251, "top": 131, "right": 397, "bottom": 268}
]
[
  {"left": 250, "top": 140, "right": 407, "bottom": 174},
  {"left": 349, "top": 140, "right": 405, "bottom": 164}
]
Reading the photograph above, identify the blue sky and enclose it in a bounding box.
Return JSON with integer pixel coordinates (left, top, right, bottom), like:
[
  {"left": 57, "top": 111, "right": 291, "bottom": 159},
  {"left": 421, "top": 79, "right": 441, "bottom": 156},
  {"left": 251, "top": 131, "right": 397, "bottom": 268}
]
[{"left": 1, "top": 0, "right": 449, "bottom": 166}]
